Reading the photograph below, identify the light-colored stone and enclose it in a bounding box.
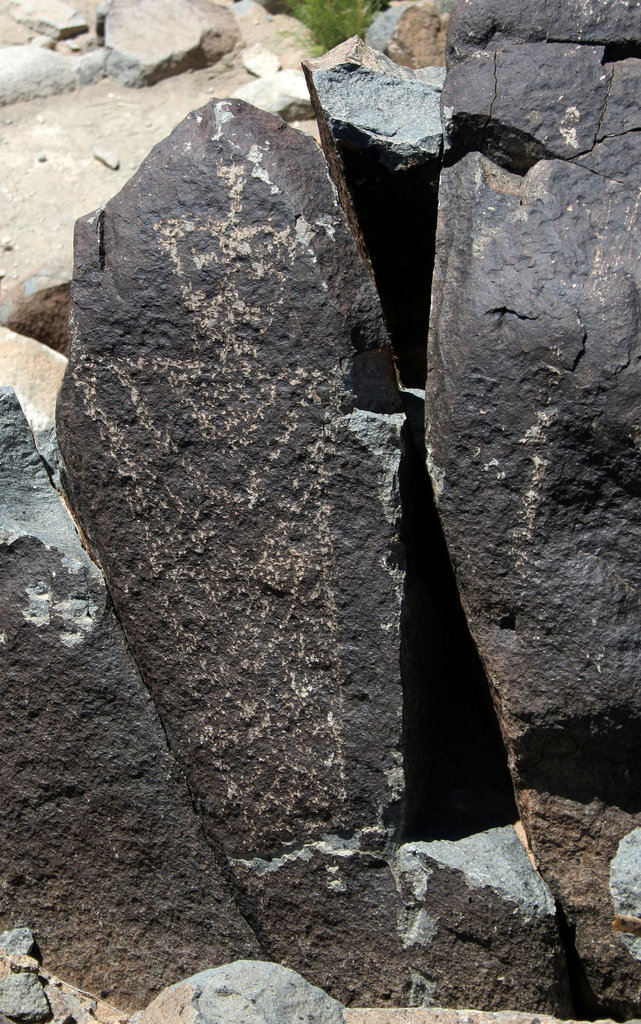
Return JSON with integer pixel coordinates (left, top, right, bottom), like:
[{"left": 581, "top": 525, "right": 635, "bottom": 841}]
[
  {"left": 0, "top": 46, "right": 76, "bottom": 106},
  {"left": 0, "top": 930, "right": 37, "bottom": 958},
  {"left": 9, "top": 0, "right": 87, "bottom": 39},
  {"left": 0, "top": 972, "right": 49, "bottom": 1023},
  {"left": 231, "top": 68, "right": 312, "bottom": 120},
  {"left": 241, "top": 41, "right": 280, "bottom": 77},
  {"left": 344, "top": 1012, "right": 618, "bottom": 1024},
  {"left": 104, "top": 0, "right": 240, "bottom": 87},
  {"left": 140, "top": 962, "right": 345, "bottom": 1024},
  {"left": 92, "top": 145, "right": 120, "bottom": 169},
  {"left": 71, "top": 48, "right": 106, "bottom": 86},
  {"left": 0, "top": 326, "right": 67, "bottom": 432}
]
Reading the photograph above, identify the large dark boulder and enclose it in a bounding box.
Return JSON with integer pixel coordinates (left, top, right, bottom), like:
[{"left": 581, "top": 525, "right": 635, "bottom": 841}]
[
  {"left": 0, "top": 388, "right": 259, "bottom": 1009},
  {"left": 426, "top": 1, "right": 641, "bottom": 1013}
]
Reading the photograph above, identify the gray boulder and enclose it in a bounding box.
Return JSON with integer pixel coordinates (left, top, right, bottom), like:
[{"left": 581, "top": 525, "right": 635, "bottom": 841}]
[
  {"left": 0, "top": 974, "right": 49, "bottom": 1023},
  {"left": 0, "top": 386, "right": 259, "bottom": 1007},
  {"left": 139, "top": 962, "right": 345, "bottom": 1024},
  {"left": 0, "top": 46, "right": 76, "bottom": 106},
  {"left": 104, "top": 0, "right": 239, "bottom": 87},
  {"left": 0, "top": 932, "right": 36, "bottom": 960}
]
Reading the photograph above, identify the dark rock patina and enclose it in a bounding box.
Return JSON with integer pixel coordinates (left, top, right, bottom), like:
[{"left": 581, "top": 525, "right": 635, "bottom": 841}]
[
  {"left": 426, "top": 1, "right": 641, "bottom": 1012},
  {"left": 0, "top": 387, "right": 259, "bottom": 1008}
]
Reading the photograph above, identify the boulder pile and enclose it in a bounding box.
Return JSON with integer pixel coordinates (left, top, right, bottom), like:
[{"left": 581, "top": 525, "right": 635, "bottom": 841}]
[{"left": 2, "top": 0, "right": 641, "bottom": 1020}]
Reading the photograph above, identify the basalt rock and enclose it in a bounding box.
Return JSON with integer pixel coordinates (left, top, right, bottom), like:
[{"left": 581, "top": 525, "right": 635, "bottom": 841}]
[
  {"left": 56, "top": 95, "right": 407, "bottom": 897},
  {"left": 0, "top": 386, "right": 259, "bottom": 1008},
  {"left": 426, "top": 1, "right": 641, "bottom": 1013},
  {"left": 232, "top": 827, "right": 568, "bottom": 1011},
  {"left": 0, "top": 264, "right": 71, "bottom": 355}
]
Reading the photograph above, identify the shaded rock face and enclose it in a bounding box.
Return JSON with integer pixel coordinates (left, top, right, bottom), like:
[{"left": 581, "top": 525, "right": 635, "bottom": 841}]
[
  {"left": 303, "top": 38, "right": 444, "bottom": 387},
  {"left": 57, "top": 98, "right": 405, "bottom": 863},
  {"left": 0, "top": 386, "right": 259, "bottom": 1008},
  {"left": 426, "top": 1, "right": 641, "bottom": 1014}
]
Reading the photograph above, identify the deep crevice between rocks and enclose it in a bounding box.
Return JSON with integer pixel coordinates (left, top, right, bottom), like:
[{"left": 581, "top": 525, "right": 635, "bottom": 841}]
[
  {"left": 335, "top": 144, "right": 440, "bottom": 389},
  {"left": 397, "top": 416, "right": 519, "bottom": 842}
]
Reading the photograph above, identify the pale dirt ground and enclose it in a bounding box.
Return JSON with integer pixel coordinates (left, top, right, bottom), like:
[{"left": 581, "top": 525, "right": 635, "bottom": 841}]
[{"left": 0, "top": 0, "right": 318, "bottom": 296}]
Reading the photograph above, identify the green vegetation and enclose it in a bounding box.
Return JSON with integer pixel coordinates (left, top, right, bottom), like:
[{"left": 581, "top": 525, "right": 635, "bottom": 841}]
[{"left": 286, "top": 0, "right": 385, "bottom": 52}]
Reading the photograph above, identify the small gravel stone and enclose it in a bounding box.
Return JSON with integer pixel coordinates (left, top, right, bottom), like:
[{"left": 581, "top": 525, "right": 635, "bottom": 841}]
[
  {"left": 36, "top": 152, "right": 47, "bottom": 162},
  {"left": 92, "top": 145, "right": 119, "bottom": 169}
]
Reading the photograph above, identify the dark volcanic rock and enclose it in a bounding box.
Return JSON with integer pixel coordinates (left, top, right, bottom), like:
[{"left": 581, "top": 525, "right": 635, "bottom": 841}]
[
  {"left": 57, "top": 98, "right": 406, "bottom": 863},
  {"left": 303, "top": 37, "right": 444, "bottom": 386},
  {"left": 426, "top": 6, "right": 641, "bottom": 1010},
  {"left": 446, "top": 0, "right": 641, "bottom": 64},
  {"left": 233, "top": 826, "right": 568, "bottom": 1011},
  {"left": 0, "top": 386, "right": 259, "bottom": 1008}
]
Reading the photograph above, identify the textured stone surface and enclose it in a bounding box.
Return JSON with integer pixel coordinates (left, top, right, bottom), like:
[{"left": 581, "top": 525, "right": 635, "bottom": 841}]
[
  {"left": 0, "top": 386, "right": 259, "bottom": 1008},
  {"left": 344, "top": 1013, "right": 618, "bottom": 1024},
  {"left": 610, "top": 829, "right": 641, "bottom": 962},
  {"left": 0, "top": 932, "right": 36, "bottom": 959},
  {"left": 9, "top": 0, "right": 87, "bottom": 40},
  {"left": 233, "top": 827, "right": 568, "bottom": 1011},
  {"left": 365, "top": 1, "right": 447, "bottom": 69},
  {"left": 139, "top": 962, "right": 346, "bottom": 1024},
  {"left": 0, "top": 46, "right": 76, "bottom": 105},
  {"left": 0, "top": 326, "right": 66, "bottom": 432},
  {"left": 0, "top": 264, "right": 71, "bottom": 355},
  {"left": 426, "top": 5, "right": 641, "bottom": 1014},
  {"left": 57, "top": 98, "right": 406, "bottom": 864},
  {"left": 0, "top": 973, "right": 49, "bottom": 1023},
  {"left": 231, "top": 69, "right": 312, "bottom": 120},
  {"left": 303, "top": 37, "right": 443, "bottom": 386},
  {"left": 447, "top": 0, "right": 641, "bottom": 64},
  {"left": 104, "top": 0, "right": 239, "bottom": 87}
]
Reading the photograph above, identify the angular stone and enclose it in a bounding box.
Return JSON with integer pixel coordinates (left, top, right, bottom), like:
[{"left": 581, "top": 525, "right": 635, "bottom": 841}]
[
  {"left": 241, "top": 42, "right": 280, "bottom": 78},
  {"left": 303, "top": 37, "right": 443, "bottom": 386},
  {"left": 233, "top": 827, "right": 568, "bottom": 1011},
  {"left": 139, "top": 962, "right": 345, "bottom": 1024},
  {"left": 231, "top": 69, "right": 312, "bottom": 121},
  {"left": 365, "top": 1, "right": 447, "bottom": 69},
  {"left": 0, "top": 326, "right": 67, "bottom": 432},
  {"left": 0, "top": 973, "right": 49, "bottom": 1023},
  {"left": 0, "top": 387, "right": 259, "bottom": 1008},
  {"left": 57, "top": 98, "right": 405, "bottom": 866},
  {"left": 104, "top": 0, "right": 239, "bottom": 87},
  {"left": 9, "top": 0, "right": 87, "bottom": 40},
  {"left": 0, "top": 46, "right": 76, "bottom": 106},
  {"left": 0, "top": 933, "right": 36, "bottom": 961},
  {"left": 0, "top": 264, "right": 71, "bottom": 355},
  {"left": 425, "top": 78, "right": 641, "bottom": 1022}
]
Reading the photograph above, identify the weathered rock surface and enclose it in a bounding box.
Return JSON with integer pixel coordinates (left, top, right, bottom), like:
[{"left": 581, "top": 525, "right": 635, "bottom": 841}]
[
  {"left": 0, "top": 386, "right": 259, "bottom": 1007},
  {"left": 57, "top": 96, "right": 405, "bottom": 866},
  {"left": 9, "top": 0, "right": 87, "bottom": 40},
  {"left": 233, "top": 827, "right": 568, "bottom": 1011},
  {"left": 241, "top": 42, "right": 280, "bottom": 78},
  {"left": 365, "top": 2, "right": 447, "bottom": 69},
  {"left": 139, "top": 962, "right": 346, "bottom": 1024},
  {"left": 426, "top": 1, "right": 641, "bottom": 1013},
  {"left": 0, "top": 264, "right": 71, "bottom": 355},
  {"left": 0, "top": 932, "right": 37, "bottom": 960},
  {"left": 0, "top": 973, "right": 48, "bottom": 1024},
  {"left": 304, "top": 37, "right": 444, "bottom": 385},
  {"left": 446, "top": 0, "right": 641, "bottom": 64},
  {"left": 231, "top": 68, "right": 312, "bottom": 120},
  {"left": 0, "top": 326, "right": 66, "bottom": 432},
  {"left": 344, "top": 1012, "right": 618, "bottom": 1024},
  {"left": 0, "top": 46, "right": 76, "bottom": 105},
  {"left": 104, "top": 0, "right": 240, "bottom": 87}
]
